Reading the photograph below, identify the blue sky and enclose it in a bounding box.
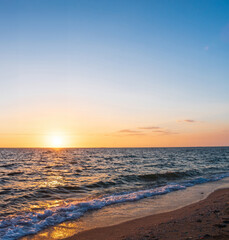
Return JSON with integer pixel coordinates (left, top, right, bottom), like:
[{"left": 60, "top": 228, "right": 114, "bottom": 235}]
[{"left": 0, "top": 0, "right": 228, "bottom": 147}]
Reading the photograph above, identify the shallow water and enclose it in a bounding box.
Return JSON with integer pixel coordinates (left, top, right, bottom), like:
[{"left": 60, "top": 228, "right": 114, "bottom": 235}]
[
  {"left": 24, "top": 177, "right": 229, "bottom": 240},
  {"left": 0, "top": 147, "right": 229, "bottom": 239}
]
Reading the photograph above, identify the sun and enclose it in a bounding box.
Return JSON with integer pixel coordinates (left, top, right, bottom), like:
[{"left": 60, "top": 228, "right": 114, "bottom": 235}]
[
  {"left": 45, "top": 134, "right": 65, "bottom": 148},
  {"left": 44, "top": 132, "right": 73, "bottom": 148},
  {"left": 51, "top": 136, "right": 63, "bottom": 148}
]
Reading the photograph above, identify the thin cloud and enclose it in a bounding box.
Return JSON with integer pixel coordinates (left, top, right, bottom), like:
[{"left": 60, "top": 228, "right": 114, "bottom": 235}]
[
  {"left": 125, "top": 133, "right": 146, "bottom": 136},
  {"left": 152, "top": 130, "right": 165, "bottom": 133},
  {"left": 105, "top": 129, "right": 145, "bottom": 137},
  {"left": 114, "top": 129, "right": 146, "bottom": 137},
  {"left": 112, "top": 127, "right": 177, "bottom": 136},
  {"left": 177, "top": 119, "right": 197, "bottom": 123},
  {"left": 152, "top": 129, "right": 178, "bottom": 135},
  {"left": 138, "top": 126, "right": 177, "bottom": 135},
  {"left": 161, "top": 130, "right": 178, "bottom": 135},
  {"left": 118, "top": 129, "right": 141, "bottom": 133},
  {"left": 139, "top": 126, "right": 161, "bottom": 130}
]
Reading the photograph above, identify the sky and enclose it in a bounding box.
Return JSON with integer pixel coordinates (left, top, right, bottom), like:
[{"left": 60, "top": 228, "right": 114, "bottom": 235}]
[{"left": 0, "top": 0, "right": 229, "bottom": 147}]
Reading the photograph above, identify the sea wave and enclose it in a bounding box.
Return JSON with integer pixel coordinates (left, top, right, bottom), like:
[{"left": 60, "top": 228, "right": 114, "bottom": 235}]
[
  {"left": 136, "top": 169, "right": 199, "bottom": 181},
  {"left": 1, "top": 172, "right": 229, "bottom": 240}
]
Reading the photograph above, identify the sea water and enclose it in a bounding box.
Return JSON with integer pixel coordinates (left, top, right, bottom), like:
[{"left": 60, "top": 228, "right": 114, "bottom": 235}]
[{"left": 0, "top": 147, "right": 229, "bottom": 239}]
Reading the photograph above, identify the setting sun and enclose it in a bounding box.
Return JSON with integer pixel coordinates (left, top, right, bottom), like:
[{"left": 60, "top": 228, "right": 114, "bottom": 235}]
[
  {"left": 45, "top": 134, "right": 66, "bottom": 148},
  {"left": 51, "top": 136, "right": 63, "bottom": 148}
]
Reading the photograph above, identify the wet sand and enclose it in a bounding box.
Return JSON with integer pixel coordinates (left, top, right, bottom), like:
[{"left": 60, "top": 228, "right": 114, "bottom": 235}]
[{"left": 63, "top": 188, "right": 229, "bottom": 240}]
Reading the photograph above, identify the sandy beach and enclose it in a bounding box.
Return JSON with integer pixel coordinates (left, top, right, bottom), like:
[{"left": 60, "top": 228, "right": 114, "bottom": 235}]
[{"left": 62, "top": 188, "right": 229, "bottom": 240}]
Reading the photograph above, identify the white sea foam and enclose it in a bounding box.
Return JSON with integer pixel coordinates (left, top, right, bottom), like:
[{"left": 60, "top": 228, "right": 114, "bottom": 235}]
[{"left": 1, "top": 173, "right": 229, "bottom": 240}]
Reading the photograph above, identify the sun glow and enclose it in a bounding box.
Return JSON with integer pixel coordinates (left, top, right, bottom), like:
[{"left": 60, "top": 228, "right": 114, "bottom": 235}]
[
  {"left": 51, "top": 136, "right": 63, "bottom": 148},
  {"left": 46, "top": 134, "right": 66, "bottom": 148}
]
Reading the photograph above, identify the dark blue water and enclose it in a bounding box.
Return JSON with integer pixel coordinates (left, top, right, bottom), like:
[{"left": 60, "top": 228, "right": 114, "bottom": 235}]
[{"left": 0, "top": 147, "right": 229, "bottom": 239}]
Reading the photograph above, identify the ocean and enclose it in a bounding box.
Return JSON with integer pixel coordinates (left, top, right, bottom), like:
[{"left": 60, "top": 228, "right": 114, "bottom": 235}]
[{"left": 0, "top": 147, "right": 229, "bottom": 240}]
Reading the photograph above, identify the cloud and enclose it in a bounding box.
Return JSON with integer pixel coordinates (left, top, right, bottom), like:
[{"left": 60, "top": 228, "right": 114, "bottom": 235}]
[
  {"left": 115, "top": 129, "right": 146, "bottom": 136},
  {"left": 112, "top": 127, "right": 178, "bottom": 136},
  {"left": 118, "top": 129, "right": 141, "bottom": 133},
  {"left": 184, "top": 119, "right": 196, "bottom": 123},
  {"left": 152, "top": 130, "right": 165, "bottom": 133},
  {"left": 139, "top": 126, "right": 161, "bottom": 130},
  {"left": 152, "top": 129, "right": 178, "bottom": 135},
  {"left": 177, "top": 119, "right": 197, "bottom": 123},
  {"left": 139, "top": 126, "right": 178, "bottom": 135},
  {"left": 124, "top": 133, "right": 146, "bottom": 136},
  {"left": 105, "top": 129, "right": 145, "bottom": 137}
]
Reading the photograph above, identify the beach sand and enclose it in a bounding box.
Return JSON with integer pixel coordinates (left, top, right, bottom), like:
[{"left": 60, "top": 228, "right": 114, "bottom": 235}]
[{"left": 62, "top": 188, "right": 229, "bottom": 240}]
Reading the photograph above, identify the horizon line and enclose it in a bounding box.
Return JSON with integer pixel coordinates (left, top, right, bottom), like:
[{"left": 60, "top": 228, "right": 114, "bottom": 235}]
[{"left": 0, "top": 146, "right": 228, "bottom": 149}]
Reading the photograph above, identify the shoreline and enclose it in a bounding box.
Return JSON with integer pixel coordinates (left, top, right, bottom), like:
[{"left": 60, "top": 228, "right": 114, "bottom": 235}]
[
  {"left": 21, "top": 178, "right": 229, "bottom": 240},
  {"left": 62, "top": 188, "right": 229, "bottom": 240}
]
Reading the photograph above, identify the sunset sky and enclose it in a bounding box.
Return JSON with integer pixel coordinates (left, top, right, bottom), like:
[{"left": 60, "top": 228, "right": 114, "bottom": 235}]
[{"left": 0, "top": 0, "right": 229, "bottom": 147}]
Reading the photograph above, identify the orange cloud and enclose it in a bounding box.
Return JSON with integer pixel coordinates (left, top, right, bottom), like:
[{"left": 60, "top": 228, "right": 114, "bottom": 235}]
[
  {"left": 118, "top": 129, "right": 141, "bottom": 134},
  {"left": 152, "top": 129, "right": 178, "bottom": 135}
]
